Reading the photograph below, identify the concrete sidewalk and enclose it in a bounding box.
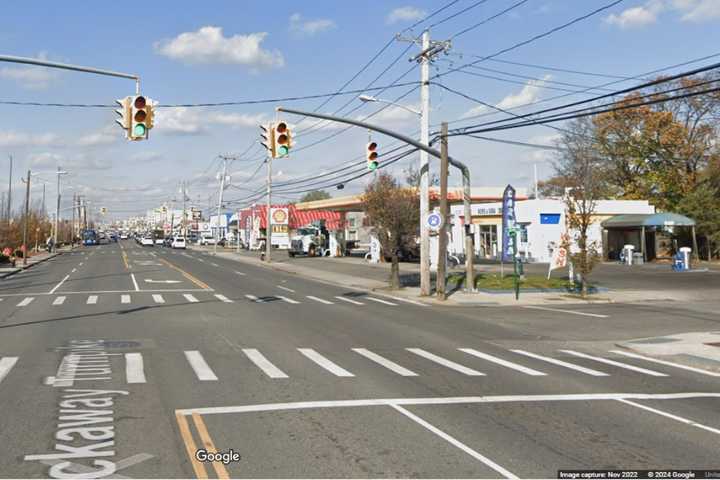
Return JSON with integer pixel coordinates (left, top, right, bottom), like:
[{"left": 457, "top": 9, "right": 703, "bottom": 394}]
[
  {"left": 0, "top": 246, "right": 73, "bottom": 279},
  {"left": 618, "top": 331, "right": 720, "bottom": 373}
]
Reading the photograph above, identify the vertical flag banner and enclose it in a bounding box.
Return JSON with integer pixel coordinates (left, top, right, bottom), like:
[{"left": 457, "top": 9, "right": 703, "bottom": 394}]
[{"left": 501, "top": 184, "right": 517, "bottom": 262}]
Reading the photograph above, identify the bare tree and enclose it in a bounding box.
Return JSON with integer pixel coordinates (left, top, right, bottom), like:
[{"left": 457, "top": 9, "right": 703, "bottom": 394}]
[{"left": 362, "top": 172, "right": 420, "bottom": 289}]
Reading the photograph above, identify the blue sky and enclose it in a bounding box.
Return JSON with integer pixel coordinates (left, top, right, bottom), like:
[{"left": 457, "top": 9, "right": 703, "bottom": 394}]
[{"left": 1, "top": 0, "right": 719, "bottom": 221}]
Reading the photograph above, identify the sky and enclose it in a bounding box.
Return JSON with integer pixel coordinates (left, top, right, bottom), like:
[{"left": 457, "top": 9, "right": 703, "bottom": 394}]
[{"left": 1, "top": 0, "right": 719, "bottom": 222}]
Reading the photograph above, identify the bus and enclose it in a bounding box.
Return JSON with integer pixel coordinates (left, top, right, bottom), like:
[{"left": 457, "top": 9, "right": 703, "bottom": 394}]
[{"left": 82, "top": 229, "right": 97, "bottom": 246}]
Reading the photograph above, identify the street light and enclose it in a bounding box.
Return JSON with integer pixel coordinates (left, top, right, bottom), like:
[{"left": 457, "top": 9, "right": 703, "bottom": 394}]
[{"left": 358, "top": 95, "right": 421, "bottom": 116}]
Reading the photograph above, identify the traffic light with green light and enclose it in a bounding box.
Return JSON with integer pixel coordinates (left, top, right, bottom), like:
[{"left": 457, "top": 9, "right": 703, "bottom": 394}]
[
  {"left": 274, "top": 121, "right": 292, "bottom": 158},
  {"left": 130, "top": 95, "right": 154, "bottom": 140},
  {"left": 367, "top": 142, "right": 379, "bottom": 171}
]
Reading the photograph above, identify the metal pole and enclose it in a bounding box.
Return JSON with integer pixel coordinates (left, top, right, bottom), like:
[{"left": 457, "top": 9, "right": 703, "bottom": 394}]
[
  {"left": 71, "top": 193, "right": 76, "bottom": 246},
  {"left": 419, "top": 30, "right": 431, "bottom": 297},
  {"left": 7, "top": 155, "right": 12, "bottom": 221},
  {"left": 266, "top": 156, "right": 272, "bottom": 263},
  {"left": 54, "top": 167, "right": 61, "bottom": 251},
  {"left": 182, "top": 181, "right": 187, "bottom": 238},
  {"left": 437, "top": 122, "right": 449, "bottom": 300},
  {"left": 0, "top": 55, "right": 138, "bottom": 81},
  {"left": 214, "top": 159, "right": 227, "bottom": 255},
  {"left": 42, "top": 183, "right": 46, "bottom": 216},
  {"left": 236, "top": 209, "right": 241, "bottom": 253},
  {"left": 22, "top": 170, "right": 31, "bottom": 266}
]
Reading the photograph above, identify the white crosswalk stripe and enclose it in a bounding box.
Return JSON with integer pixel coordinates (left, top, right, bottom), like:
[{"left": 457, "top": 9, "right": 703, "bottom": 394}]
[
  {"left": 365, "top": 297, "right": 398, "bottom": 306},
  {"left": 459, "top": 348, "right": 547, "bottom": 376},
  {"left": 125, "top": 353, "right": 146, "bottom": 384},
  {"left": 242, "top": 349, "right": 288, "bottom": 378},
  {"left": 510, "top": 350, "right": 609, "bottom": 376},
  {"left": 334, "top": 296, "right": 364, "bottom": 305},
  {"left": 184, "top": 350, "right": 218, "bottom": 381},
  {"left": 17, "top": 297, "right": 34, "bottom": 307},
  {"left": 121, "top": 295, "right": 131, "bottom": 304},
  {"left": 609, "top": 349, "right": 720, "bottom": 377},
  {"left": 306, "top": 296, "right": 334, "bottom": 305},
  {"left": 353, "top": 348, "right": 418, "bottom": 376},
  {"left": 87, "top": 295, "right": 98, "bottom": 305},
  {"left": 276, "top": 295, "right": 300, "bottom": 304},
  {"left": 559, "top": 350, "right": 668, "bottom": 376},
  {"left": 52, "top": 296, "right": 66, "bottom": 306},
  {"left": 407, "top": 348, "right": 485, "bottom": 376},
  {"left": 215, "top": 294, "right": 233, "bottom": 303},
  {"left": 152, "top": 294, "right": 165, "bottom": 304},
  {"left": 0, "top": 357, "right": 19, "bottom": 384},
  {"left": 298, "top": 348, "right": 354, "bottom": 377},
  {"left": 183, "top": 294, "right": 199, "bottom": 303}
]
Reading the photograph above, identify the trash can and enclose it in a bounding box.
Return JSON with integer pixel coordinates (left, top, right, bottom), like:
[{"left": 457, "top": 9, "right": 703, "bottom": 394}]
[
  {"left": 679, "top": 247, "right": 691, "bottom": 270},
  {"left": 632, "top": 252, "right": 644, "bottom": 265},
  {"left": 623, "top": 244, "right": 635, "bottom": 266}
]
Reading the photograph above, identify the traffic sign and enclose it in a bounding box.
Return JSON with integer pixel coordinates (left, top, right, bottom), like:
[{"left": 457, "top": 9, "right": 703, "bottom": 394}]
[{"left": 426, "top": 212, "right": 443, "bottom": 231}]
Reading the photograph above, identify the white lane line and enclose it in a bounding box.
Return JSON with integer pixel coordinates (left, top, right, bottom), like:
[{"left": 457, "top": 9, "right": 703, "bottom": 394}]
[
  {"left": 459, "top": 349, "right": 546, "bottom": 376},
  {"left": 391, "top": 404, "right": 518, "bottom": 479},
  {"left": 245, "top": 294, "right": 263, "bottom": 303},
  {"left": 197, "top": 258, "right": 205, "bottom": 263},
  {"left": 210, "top": 262, "right": 220, "bottom": 267},
  {"left": 152, "top": 294, "right": 165, "bottom": 304},
  {"left": 407, "top": 348, "right": 485, "bottom": 376},
  {"left": 510, "top": 350, "right": 609, "bottom": 376},
  {"left": 618, "top": 399, "right": 720, "bottom": 435},
  {"left": 121, "top": 295, "right": 131, "bottom": 304},
  {"left": 130, "top": 273, "right": 140, "bottom": 292},
  {"left": 78, "top": 262, "right": 83, "bottom": 266},
  {"left": 306, "top": 295, "right": 334, "bottom": 305},
  {"left": 334, "top": 296, "right": 364, "bottom": 305},
  {"left": 523, "top": 305, "right": 609, "bottom": 318},
  {"left": 298, "top": 348, "right": 354, "bottom": 377},
  {"left": 242, "top": 349, "right": 289, "bottom": 379},
  {"left": 383, "top": 295, "right": 429, "bottom": 307},
  {"left": 184, "top": 351, "right": 218, "bottom": 381},
  {"left": 86, "top": 295, "right": 98, "bottom": 305},
  {"left": 215, "top": 294, "right": 233, "bottom": 303},
  {"left": 365, "top": 297, "right": 398, "bottom": 306},
  {"left": 352, "top": 348, "right": 418, "bottom": 376},
  {"left": 183, "top": 294, "right": 199, "bottom": 303},
  {"left": 125, "top": 353, "right": 147, "bottom": 384},
  {"left": 52, "top": 296, "right": 66, "bottom": 306},
  {"left": 17, "top": 297, "right": 34, "bottom": 307},
  {"left": 609, "top": 350, "right": 720, "bottom": 377},
  {"left": 0, "top": 357, "right": 19, "bottom": 384},
  {"left": 49, "top": 275, "right": 70, "bottom": 294},
  {"left": 71, "top": 268, "right": 77, "bottom": 273},
  {"left": 277, "top": 285, "right": 295, "bottom": 293},
  {"left": 559, "top": 350, "right": 668, "bottom": 376},
  {"left": 234, "top": 271, "right": 246, "bottom": 276},
  {"left": 276, "top": 295, "right": 300, "bottom": 305}
]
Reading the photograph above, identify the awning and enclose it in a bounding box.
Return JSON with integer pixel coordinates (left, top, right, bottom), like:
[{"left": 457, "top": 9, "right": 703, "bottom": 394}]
[
  {"left": 601, "top": 212, "right": 695, "bottom": 228},
  {"left": 238, "top": 205, "right": 345, "bottom": 230}
]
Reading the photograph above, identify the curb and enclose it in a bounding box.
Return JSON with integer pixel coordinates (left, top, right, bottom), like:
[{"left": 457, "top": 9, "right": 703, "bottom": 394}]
[{"left": 0, "top": 249, "right": 69, "bottom": 279}]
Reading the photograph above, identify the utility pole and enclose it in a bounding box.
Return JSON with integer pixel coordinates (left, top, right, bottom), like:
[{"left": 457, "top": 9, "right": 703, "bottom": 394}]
[
  {"left": 437, "top": 122, "right": 449, "bottom": 299},
  {"left": 22, "top": 170, "right": 31, "bottom": 266},
  {"left": 7, "top": 154, "right": 12, "bottom": 221},
  {"left": 71, "top": 193, "right": 76, "bottom": 246},
  {"left": 181, "top": 181, "right": 187, "bottom": 238},
  {"left": 214, "top": 158, "right": 228, "bottom": 255},
  {"left": 266, "top": 155, "right": 272, "bottom": 263},
  {"left": 400, "top": 30, "right": 451, "bottom": 296},
  {"left": 54, "top": 167, "right": 68, "bottom": 251},
  {"left": 42, "top": 183, "right": 46, "bottom": 217}
]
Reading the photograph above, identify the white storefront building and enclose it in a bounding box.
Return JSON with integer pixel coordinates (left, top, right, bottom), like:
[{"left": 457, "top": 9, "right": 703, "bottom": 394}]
[{"left": 445, "top": 198, "right": 656, "bottom": 263}]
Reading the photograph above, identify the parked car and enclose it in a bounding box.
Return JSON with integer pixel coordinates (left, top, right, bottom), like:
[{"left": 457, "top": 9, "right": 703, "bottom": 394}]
[
  {"left": 199, "top": 233, "right": 216, "bottom": 245},
  {"left": 163, "top": 237, "right": 173, "bottom": 247},
  {"left": 171, "top": 237, "right": 187, "bottom": 249},
  {"left": 119, "top": 233, "right": 129, "bottom": 240},
  {"left": 140, "top": 236, "right": 154, "bottom": 246}
]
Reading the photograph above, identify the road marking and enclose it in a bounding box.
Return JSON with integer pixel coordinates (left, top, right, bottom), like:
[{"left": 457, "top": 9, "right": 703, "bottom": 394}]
[
  {"left": 245, "top": 294, "right": 263, "bottom": 302},
  {"left": 159, "top": 257, "right": 210, "bottom": 290},
  {"left": 122, "top": 251, "right": 130, "bottom": 269},
  {"left": 459, "top": 348, "right": 546, "bottom": 376},
  {"left": 352, "top": 348, "right": 418, "bottom": 376},
  {"left": 609, "top": 350, "right": 720, "bottom": 377},
  {"left": 277, "top": 285, "right": 295, "bottom": 293},
  {"left": 78, "top": 262, "right": 83, "bottom": 266},
  {"left": 17, "top": 297, "right": 34, "bottom": 307},
  {"left": 86, "top": 295, "right": 98, "bottom": 305},
  {"left": 234, "top": 271, "right": 246, "bottom": 276},
  {"left": 559, "top": 350, "right": 668, "bottom": 376},
  {"left": 210, "top": 262, "right": 219, "bottom": 267},
  {"left": 276, "top": 295, "right": 300, "bottom": 304},
  {"left": 383, "top": 295, "right": 429, "bottom": 307},
  {"left": 49, "top": 275, "right": 70, "bottom": 294},
  {"left": 197, "top": 258, "right": 205, "bottom": 262},
  {"left": 242, "top": 349, "right": 289, "bottom": 379},
  {"left": 617, "top": 399, "right": 720, "bottom": 436},
  {"left": 391, "top": 404, "right": 517, "bottom": 479},
  {"left": 523, "top": 305, "right": 609, "bottom": 318},
  {"left": 71, "top": 268, "right": 77, "bottom": 273},
  {"left": 121, "top": 294, "right": 131, "bottom": 304},
  {"left": 130, "top": 273, "right": 140, "bottom": 291},
  {"left": 510, "top": 349, "right": 609, "bottom": 376},
  {"left": 298, "top": 348, "right": 354, "bottom": 377},
  {"left": 52, "top": 296, "right": 66, "bottom": 306},
  {"left": 152, "top": 294, "right": 165, "bottom": 304},
  {"left": 192, "top": 412, "right": 230, "bottom": 479},
  {"left": 184, "top": 351, "right": 218, "bottom": 381},
  {"left": 334, "top": 296, "right": 364, "bottom": 305},
  {"left": 215, "top": 294, "right": 233, "bottom": 303},
  {"left": 407, "top": 348, "right": 485, "bottom": 376},
  {"left": 183, "top": 294, "right": 199, "bottom": 303},
  {"left": 175, "top": 412, "right": 208, "bottom": 479},
  {"left": 125, "top": 353, "right": 146, "bottom": 384},
  {"left": 0, "top": 357, "right": 19, "bottom": 384},
  {"left": 306, "top": 295, "right": 334, "bottom": 305},
  {"left": 366, "top": 297, "right": 398, "bottom": 306}
]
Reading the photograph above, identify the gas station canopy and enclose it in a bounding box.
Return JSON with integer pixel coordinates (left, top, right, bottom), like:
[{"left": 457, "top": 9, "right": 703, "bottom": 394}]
[{"left": 601, "top": 212, "right": 695, "bottom": 229}]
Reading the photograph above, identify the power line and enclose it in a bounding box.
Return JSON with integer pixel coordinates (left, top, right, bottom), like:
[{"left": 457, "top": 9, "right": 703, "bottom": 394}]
[
  {"left": 450, "top": 0, "right": 532, "bottom": 39},
  {"left": 485, "top": 57, "right": 634, "bottom": 80},
  {"left": 429, "top": 0, "right": 494, "bottom": 29},
  {"left": 461, "top": 62, "right": 616, "bottom": 92}
]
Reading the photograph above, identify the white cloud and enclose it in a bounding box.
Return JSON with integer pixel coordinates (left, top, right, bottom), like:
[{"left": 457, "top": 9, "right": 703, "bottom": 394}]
[
  {"left": 153, "top": 107, "right": 268, "bottom": 135},
  {"left": 359, "top": 102, "right": 420, "bottom": 127},
  {"left": 675, "top": 0, "right": 720, "bottom": 21},
  {"left": 527, "top": 133, "right": 562, "bottom": 146},
  {"left": 605, "top": 5, "right": 660, "bottom": 28},
  {"left": 496, "top": 75, "right": 550, "bottom": 110},
  {"left": 460, "top": 105, "right": 487, "bottom": 119},
  {"left": 0, "top": 127, "right": 118, "bottom": 148},
  {"left": 154, "top": 26, "right": 284, "bottom": 69},
  {"left": 289, "top": 13, "right": 336, "bottom": 35},
  {"left": 0, "top": 52, "right": 59, "bottom": 89},
  {"left": 0, "top": 131, "right": 60, "bottom": 147},
  {"left": 28, "top": 152, "right": 112, "bottom": 171},
  {"left": 75, "top": 126, "right": 118, "bottom": 147},
  {"left": 605, "top": 0, "right": 720, "bottom": 28},
  {"left": 386, "top": 6, "right": 427, "bottom": 24}
]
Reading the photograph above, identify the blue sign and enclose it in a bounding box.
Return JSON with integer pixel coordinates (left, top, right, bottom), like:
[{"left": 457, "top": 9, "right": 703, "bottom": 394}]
[
  {"left": 426, "top": 212, "right": 443, "bottom": 230},
  {"left": 540, "top": 213, "right": 561, "bottom": 224},
  {"left": 501, "top": 185, "right": 516, "bottom": 262}
]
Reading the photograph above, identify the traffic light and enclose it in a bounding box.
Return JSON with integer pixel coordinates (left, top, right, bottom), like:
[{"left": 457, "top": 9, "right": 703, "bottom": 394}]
[
  {"left": 130, "top": 95, "right": 154, "bottom": 140},
  {"left": 260, "top": 123, "right": 276, "bottom": 158},
  {"left": 100, "top": 207, "right": 107, "bottom": 215},
  {"left": 115, "top": 96, "right": 131, "bottom": 138},
  {"left": 274, "top": 121, "right": 292, "bottom": 158},
  {"left": 367, "top": 142, "right": 379, "bottom": 171}
]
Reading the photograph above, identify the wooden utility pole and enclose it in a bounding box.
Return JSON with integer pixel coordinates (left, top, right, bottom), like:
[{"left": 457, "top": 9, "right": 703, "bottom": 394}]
[
  {"left": 437, "top": 122, "right": 449, "bottom": 299},
  {"left": 22, "top": 170, "right": 31, "bottom": 266}
]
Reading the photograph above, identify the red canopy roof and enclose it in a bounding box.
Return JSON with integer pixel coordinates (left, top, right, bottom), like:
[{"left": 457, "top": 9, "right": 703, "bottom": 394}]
[{"left": 238, "top": 204, "right": 344, "bottom": 230}]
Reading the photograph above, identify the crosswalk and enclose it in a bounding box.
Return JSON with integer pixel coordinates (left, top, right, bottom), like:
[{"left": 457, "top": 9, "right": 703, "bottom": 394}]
[{"left": 4, "top": 347, "right": 717, "bottom": 389}]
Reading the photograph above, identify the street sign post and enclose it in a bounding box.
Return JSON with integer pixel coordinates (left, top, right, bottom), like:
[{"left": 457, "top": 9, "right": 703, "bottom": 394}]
[{"left": 426, "top": 212, "right": 443, "bottom": 231}]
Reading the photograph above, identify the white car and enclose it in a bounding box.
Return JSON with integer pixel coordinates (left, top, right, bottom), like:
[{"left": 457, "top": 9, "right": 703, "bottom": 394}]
[
  {"left": 199, "top": 234, "right": 216, "bottom": 245},
  {"left": 120, "top": 233, "right": 129, "bottom": 240},
  {"left": 154, "top": 237, "right": 164, "bottom": 245},
  {"left": 171, "top": 237, "right": 186, "bottom": 249},
  {"left": 140, "top": 236, "right": 154, "bottom": 246}
]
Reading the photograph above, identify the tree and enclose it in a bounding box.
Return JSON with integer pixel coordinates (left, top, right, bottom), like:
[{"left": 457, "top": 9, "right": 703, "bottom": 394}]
[
  {"left": 362, "top": 173, "right": 420, "bottom": 289},
  {"left": 299, "top": 190, "right": 331, "bottom": 203},
  {"left": 404, "top": 164, "right": 439, "bottom": 188},
  {"left": 554, "top": 117, "right": 608, "bottom": 297}
]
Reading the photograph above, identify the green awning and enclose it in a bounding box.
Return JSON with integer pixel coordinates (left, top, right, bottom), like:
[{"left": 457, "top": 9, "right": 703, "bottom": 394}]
[{"left": 601, "top": 213, "right": 695, "bottom": 228}]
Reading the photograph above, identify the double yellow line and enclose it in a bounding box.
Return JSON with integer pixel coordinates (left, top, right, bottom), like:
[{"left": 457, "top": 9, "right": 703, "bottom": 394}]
[
  {"left": 122, "top": 251, "right": 130, "bottom": 270},
  {"left": 175, "top": 411, "right": 229, "bottom": 479},
  {"left": 159, "top": 257, "right": 210, "bottom": 290}
]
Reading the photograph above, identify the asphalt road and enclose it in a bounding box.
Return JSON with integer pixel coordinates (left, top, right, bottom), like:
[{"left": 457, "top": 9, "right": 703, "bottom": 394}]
[{"left": 1, "top": 240, "right": 720, "bottom": 478}]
